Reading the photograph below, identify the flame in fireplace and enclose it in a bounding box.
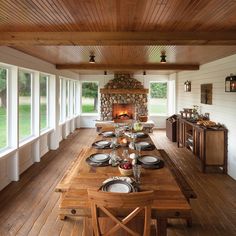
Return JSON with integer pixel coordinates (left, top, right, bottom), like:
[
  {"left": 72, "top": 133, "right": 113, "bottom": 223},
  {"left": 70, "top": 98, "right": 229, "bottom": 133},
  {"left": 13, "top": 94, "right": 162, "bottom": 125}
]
[
  {"left": 118, "top": 110, "right": 128, "bottom": 116},
  {"left": 112, "top": 103, "right": 134, "bottom": 120}
]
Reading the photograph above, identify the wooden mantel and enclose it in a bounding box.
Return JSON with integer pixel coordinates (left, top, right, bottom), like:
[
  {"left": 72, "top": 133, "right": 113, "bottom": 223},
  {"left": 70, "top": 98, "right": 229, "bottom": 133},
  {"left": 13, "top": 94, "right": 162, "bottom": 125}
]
[{"left": 100, "top": 88, "right": 149, "bottom": 94}]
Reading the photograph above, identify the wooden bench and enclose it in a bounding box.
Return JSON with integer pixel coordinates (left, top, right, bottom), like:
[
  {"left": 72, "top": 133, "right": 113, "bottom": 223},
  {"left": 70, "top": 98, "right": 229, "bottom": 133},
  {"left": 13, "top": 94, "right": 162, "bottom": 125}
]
[
  {"left": 159, "top": 149, "right": 197, "bottom": 226},
  {"left": 55, "top": 148, "right": 88, "bottom": 193}
]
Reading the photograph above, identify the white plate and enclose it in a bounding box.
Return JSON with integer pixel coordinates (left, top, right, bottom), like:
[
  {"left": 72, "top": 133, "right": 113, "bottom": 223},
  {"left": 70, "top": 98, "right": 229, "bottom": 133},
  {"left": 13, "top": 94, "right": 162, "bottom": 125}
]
[
  {"left": 95, "top": 140, "right": 110, "bottom": 146},
  {"left": 139, "top": 155, "right": 160, "bottom": 165},
  {"left": 89, "top": 153, "right": 110, "bottom": 163},
  {"left": 102, "top": 131, "right": 114, "bottom": 137},
  {"left": 102, "top": 180, "right": 133, "bottom": 193},
  {"left": 136, "top": 141, "right": 150, "bottom": 147}
]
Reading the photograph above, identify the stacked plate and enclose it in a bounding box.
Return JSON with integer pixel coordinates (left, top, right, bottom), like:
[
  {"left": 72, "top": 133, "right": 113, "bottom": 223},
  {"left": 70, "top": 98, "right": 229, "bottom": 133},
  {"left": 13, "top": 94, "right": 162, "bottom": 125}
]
[
  {"left": 135, "top": 132, "right": 148, "bottom": 138},
  {"left": 100, "top": 131, "right": 115, "bottom": 137},
  {"left": 130, "top": 141, "right": 155, "bottom": 151},
  {"left": 92, "top": 140, "right": 111, "bottom": 149},
  {"left": 86, "top": 153, "right": 110, "bottom": 166},
  {"left": 101, "top": 179, "right": 135, "bottom": 193},
  {"left": 138, "top": 155, "right": 164, "bottom": 169}
]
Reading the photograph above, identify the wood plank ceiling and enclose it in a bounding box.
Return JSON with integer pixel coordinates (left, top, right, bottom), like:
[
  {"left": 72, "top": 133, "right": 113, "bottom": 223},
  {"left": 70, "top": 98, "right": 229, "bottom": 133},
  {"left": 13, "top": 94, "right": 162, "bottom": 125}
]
[{"left": 1, "top": 0, "right": 236, "bottom": 74}]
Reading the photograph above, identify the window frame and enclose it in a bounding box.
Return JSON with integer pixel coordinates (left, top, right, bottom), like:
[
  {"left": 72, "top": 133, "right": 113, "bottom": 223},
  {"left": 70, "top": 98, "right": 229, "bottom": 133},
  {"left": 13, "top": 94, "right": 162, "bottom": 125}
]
[
  {"left": 59, "top": 77, "right": 79, "bottom": 124},
  {"left": 81, "top": 81, "right": 99, "bottom": 115},
  {"left": 0, "top": 66, "right": 9, "bottom": 152},
  {"left": 149, "top": 81, "right": 168, "bottom": 116}
]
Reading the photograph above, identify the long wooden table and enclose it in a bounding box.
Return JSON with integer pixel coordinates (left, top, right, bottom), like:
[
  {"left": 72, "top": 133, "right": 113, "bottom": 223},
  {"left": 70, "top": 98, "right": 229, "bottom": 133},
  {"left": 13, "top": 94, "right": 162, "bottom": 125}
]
[{"left": 56, "top": 134, "right": 191, "bottom": 236}]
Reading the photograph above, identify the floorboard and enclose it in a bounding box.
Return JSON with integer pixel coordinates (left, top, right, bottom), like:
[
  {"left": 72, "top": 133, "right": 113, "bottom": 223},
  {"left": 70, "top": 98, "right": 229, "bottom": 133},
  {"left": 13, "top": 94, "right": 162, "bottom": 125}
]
[{"left": 0, "top": 129, "right": 235, "bottom": 236}]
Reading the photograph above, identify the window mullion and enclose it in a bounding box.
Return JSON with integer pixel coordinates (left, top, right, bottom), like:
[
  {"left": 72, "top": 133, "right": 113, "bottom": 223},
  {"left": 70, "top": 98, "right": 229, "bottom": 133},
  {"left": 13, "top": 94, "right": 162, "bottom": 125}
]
[
  {"left": 33, "top": 72, "right": 40, "bottom": 137},
  {"left": 69, "top": 80, "right": 73, "bottom": 117},
  {"left": 8, "top": 66, "right": 19, "bottom": 149}
]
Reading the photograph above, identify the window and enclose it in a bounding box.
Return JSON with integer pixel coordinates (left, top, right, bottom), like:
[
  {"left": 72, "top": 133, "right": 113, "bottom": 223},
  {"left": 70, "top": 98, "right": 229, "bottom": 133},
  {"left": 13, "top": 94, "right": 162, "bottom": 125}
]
[
  {"left": 66, "top": 80, "right": 70, "bottom": 117},
  {"left": 73, "top": 81, "right": 76, "bottom": 115},
  {"left": 149, "top": 82, "right": 167, "bottom": 115},
  {"left": 59, "top": 78, "right": 63, "bottom": 122},
  {"left": 19, "top": 70, "right": 32, "bottom": 141},
  {"left": 0, "top": 67, "right": 8, "bottom": 150},
  {"left": 82, "top": 82, "right": 98, "bottom": 113},
  {"left": 40, "top": 74, "right": 49, "bottom": 130}
]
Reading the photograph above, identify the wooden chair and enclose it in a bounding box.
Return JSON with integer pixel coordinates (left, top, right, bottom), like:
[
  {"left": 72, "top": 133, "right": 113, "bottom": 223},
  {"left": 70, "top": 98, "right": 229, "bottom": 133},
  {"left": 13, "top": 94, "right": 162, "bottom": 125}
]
[{"left": 87, "top": 189, "right": 154, "bottom": 236}]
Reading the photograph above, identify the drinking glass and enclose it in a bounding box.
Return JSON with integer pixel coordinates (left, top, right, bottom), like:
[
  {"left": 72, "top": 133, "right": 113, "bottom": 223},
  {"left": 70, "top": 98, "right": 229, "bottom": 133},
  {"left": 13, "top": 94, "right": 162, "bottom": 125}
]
[
  {"left": 122, "top": 149, "right": 129, "bottom": 161},
  {"left": 133, "top": 164, "right": 141, "bottom": 183},
  {"left": 111, "top": 137, "right": 117, "bottom": 149},
  {"left": 135, "top": 144, "right": 141, "bottom": 157}
]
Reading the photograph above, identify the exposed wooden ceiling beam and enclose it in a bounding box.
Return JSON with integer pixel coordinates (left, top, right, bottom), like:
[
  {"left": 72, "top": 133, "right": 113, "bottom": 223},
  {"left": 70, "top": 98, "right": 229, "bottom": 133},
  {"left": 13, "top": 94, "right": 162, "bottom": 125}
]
[
  {"left": 56, "top": 63, "right": 199, "bottom": 70},
  {"left": 1, "top": 32, "right": 236, "bottom": 45}
]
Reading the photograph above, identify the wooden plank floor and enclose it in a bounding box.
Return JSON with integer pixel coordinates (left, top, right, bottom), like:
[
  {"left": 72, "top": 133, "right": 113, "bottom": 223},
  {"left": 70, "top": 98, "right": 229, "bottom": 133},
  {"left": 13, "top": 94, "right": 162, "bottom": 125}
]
[{"left": 0, "top": 129, "right": 235, "bottom": 236}]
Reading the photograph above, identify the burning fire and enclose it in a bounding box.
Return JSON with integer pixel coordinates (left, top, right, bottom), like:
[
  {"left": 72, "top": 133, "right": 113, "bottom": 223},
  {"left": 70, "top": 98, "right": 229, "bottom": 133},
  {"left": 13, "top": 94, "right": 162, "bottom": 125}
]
[{"left": 118, "top": 110, "right": 128, "bottom": 116}]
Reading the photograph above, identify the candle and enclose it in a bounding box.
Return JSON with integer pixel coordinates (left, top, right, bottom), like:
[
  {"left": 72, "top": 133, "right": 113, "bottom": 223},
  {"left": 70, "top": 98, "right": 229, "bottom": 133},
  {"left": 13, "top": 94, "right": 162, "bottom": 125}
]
[{"left": 120, "top": 137, "right": 128, "bottom": 146}]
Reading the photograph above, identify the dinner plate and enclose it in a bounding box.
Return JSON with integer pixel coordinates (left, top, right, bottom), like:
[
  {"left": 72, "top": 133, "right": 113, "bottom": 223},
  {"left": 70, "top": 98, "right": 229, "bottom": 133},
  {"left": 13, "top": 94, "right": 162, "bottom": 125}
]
[
  {"left": 101, "top": 131, "right": 115, "bottom": 137},
  {"left": 89, "top": 153, "right": 110, "bottom": 163},
  {"left": 94, "top": 140, "right": 110, "bottom": 146},
  {"left": 136, "top": 132, "right": 148, "bottom": 138},
  {"left": 102, "top": 180, "right": 133, "bottom": 193},
  {"left": 136, "top": 141, "right": 150, "bottom": 147},
  {"left": 139, "top": 155, "right": 161, "bottom": 165}
]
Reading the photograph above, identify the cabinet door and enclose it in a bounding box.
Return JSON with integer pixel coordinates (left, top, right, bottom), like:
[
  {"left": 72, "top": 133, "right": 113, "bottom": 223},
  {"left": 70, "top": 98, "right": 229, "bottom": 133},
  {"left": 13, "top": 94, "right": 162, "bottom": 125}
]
[
  {"left": 178, "top": 120, "right": 185, "bottom": 147},
  {"left": 194, "top": 128, "right": 204, "bottom": 160},
  {"left": 205, "top": 131, "right": 225, "bottom": 165}
]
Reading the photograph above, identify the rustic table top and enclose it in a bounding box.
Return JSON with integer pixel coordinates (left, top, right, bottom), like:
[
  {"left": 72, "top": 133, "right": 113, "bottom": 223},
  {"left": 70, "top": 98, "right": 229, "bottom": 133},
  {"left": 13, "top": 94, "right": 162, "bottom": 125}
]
[{"left": 58, "top": 133, "right": 191, "bottom": 217}]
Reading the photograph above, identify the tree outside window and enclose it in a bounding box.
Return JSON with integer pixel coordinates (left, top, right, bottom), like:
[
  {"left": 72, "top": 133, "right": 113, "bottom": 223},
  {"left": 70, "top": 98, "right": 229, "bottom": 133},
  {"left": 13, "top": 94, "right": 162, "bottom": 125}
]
[
  {"left": 40, "top": 74, "right": 48, "bottom": 130},
  {"left": 19, "top": 70, "right": 32, "bottom": 141},
  {"left": 149, "top": 82, "right": 167, "bottom": 115},
  {"left": 0, "top": 68, "right": 7, "bottom": 149},
  {"left": 82, "top": 82, "right": 98, "bottom": 113}
]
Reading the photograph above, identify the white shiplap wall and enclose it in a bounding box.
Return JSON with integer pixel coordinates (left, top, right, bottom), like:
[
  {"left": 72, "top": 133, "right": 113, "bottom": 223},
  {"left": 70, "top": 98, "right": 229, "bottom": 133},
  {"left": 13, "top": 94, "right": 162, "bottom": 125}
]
[{"left": 175, "top": 54, "right": 236, "bottom": 180}]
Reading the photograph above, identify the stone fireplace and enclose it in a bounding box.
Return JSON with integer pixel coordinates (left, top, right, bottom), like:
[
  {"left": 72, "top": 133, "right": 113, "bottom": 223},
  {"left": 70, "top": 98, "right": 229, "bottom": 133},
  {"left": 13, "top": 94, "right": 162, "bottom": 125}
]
[{"left": 100, "top": 74, "right": 148, "bottom": 121}]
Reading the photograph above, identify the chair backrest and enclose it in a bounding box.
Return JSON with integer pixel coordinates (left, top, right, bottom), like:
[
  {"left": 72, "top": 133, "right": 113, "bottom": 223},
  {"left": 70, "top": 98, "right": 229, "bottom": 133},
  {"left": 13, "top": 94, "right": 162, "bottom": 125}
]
[{"left": 87, "top": 189, "right": 154, "bottom": 236}]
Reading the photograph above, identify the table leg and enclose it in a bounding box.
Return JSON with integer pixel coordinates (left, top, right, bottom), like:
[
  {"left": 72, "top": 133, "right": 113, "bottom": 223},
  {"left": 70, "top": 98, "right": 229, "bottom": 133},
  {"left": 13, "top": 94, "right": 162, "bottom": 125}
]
[{"left": 157, "top": 218, "right": 167, "bottom": 236}]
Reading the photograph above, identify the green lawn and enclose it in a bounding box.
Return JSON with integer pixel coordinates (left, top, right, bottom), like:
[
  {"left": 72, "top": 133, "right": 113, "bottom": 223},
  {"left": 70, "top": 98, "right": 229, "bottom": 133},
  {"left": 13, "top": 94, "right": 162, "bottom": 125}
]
[
  {"left": 40, "top": 104, "right": 47, "bottom": 130},
  {"left": 0, "top": 106, "right": 6, "bottom": 148},
  {"left": 0, "top": 104, "right": 47, "bottom": 149},
  {"left": 82, "top": 97, "right": 97, "bottom": 113},
  {"left": 19, "top": 104, "right": 31, "bottom": 140},
  {"left": 82, "top": 104, "right": 97, "bottom": 113}
]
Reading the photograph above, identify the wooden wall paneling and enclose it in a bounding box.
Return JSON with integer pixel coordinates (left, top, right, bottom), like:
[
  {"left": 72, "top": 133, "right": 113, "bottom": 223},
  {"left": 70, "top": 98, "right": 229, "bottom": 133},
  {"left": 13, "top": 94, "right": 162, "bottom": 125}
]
[
  {"left": 11, "top": 45, "right": 236, "bottom": 69},
  {"left": 1, "top": 0, "right": 236, "bottom": 32}
]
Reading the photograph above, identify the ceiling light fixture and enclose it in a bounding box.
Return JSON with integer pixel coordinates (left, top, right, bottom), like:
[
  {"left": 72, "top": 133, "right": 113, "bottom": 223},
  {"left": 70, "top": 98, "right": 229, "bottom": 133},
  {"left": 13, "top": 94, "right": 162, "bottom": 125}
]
[
  {"left": 89, "top": 54, "right": 95, "bottom": 63},
  {"left": 160, "top": 51, "right": 167, "bottom": 63}
]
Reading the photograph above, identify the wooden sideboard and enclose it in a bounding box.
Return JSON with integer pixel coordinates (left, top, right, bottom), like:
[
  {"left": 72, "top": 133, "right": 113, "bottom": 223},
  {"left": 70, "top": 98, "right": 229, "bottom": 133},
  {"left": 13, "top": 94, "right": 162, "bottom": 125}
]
[{"left": 177, "top": 117, "right": 228, "bottom": 173}]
